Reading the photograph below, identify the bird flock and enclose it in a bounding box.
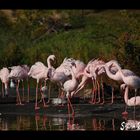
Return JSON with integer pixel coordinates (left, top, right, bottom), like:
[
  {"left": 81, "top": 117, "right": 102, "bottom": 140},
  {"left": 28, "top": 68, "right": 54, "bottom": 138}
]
[{"left": 0, "top": 55, "right": 140, "bottom": 116}]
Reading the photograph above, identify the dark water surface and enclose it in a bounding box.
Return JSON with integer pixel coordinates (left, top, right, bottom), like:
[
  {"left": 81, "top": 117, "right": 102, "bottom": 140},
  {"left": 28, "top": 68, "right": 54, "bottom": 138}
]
[
  {"left": 0, "top": 114, "right": 122, "bottom": 131},
  {"left": 0, "top": 110, "right": 140, "bottom": 131}
]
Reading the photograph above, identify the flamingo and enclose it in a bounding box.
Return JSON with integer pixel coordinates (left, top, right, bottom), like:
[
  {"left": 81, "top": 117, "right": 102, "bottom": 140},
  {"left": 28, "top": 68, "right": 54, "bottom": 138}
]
[
  {"left": 8, "top": 65, "right": 30, "bottom": 105},
  {"left": 0, "top": 67, "right": 10, "bottom": 97},
  {"left": 121, "top": 83, "right": 140, "bottom": 117},
  {"left": 62, "top": 62, "right": 79, "bottom": 116},
  {"left": 73, "top": 58, "right": 105, "bottom": 104},
  {"left": 47, "top": 57, "right": 86, "bottom": 100},
  {"left": 121, "top": 84, "right": 140, "bottom": 106},
  {"left": 28, "top": 55, "right": 55, "bottom": 110},
  {"left": 95, "top": 60, "right": 136, "bottom": 104},
  {"left": 110, "top": 60, "right": 140, "bottom": 115}
]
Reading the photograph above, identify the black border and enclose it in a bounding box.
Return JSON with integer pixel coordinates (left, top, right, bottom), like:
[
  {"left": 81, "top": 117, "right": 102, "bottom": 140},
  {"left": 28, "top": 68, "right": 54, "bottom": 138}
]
[{"left": 0, "top": 0, "right": 139, "bottom": 9}]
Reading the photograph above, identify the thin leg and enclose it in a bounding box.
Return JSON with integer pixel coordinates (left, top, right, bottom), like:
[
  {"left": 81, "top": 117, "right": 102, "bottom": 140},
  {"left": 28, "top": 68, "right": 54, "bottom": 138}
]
[
  {"left": 67, "top": 95, "right": 75, "bottom": 116},
  {"left": 111, "top": 87, "right": 114, "bottom": 104},
  {"left": 27, "top": 79, "right": 30, "bottom": 103},
  {"left": 35, "top": 113, "right": 40, "bottom": 131},
  {"left": 96, "top": 80, "right": 100, "bottom": 103},
  {"left": 40, "top": 90, "right": 47, "bottom": 108},
  {"left": 5, "top": 82, "right": 8, "bottom": 97},
  {"left": 42, "top": 114, "right": 47, "bottom": 130},
  {"left": 2, "top": 83, "right": 4, "bottom": 97},
  {"left": 47, "top": 82, "right": 51, "bottom": 103},
  {"left": 89, "top": 79, "right": 96, "bottom": 104},
  {"left": 100, "top": 80, "right": 105, "bottom": 104},
  {"left": 35, "top": 81, "right": 40, "bottom": 110},
  {"left": 122, "top": 87, "right": 128, "bottom": 116},
  {"left": 112, "top": 119, "right": 115, "bottom": 131},
  {"left": 16, "top": 80, "right": 23, "bottom": 105},
  {"left": 22, "top": 80, "right": 24, "bottom": 100}
]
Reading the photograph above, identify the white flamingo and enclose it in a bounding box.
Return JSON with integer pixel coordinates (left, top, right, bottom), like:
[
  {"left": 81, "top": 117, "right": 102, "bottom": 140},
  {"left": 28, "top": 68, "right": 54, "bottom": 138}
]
[
  {"left": 28, "top": 55, "right": 55, "bottom": 110},
  {"left": 0, "top": 67, "right": 10, "bottom": 97}
]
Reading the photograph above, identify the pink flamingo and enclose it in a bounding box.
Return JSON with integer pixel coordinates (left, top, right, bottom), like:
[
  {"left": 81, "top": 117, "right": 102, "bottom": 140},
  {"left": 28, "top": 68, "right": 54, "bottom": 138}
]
[
  {"left": 28, "top": 55, "right": 55, "bottom": 110},
  {"left": 0, "top": 67, "right": 9, "bottom": 97},
  {"left": 121, "top": 84, "right": 140, "bottom": 106},
  {"left": 95, "top": 60, "right": 136, "bottom": 104},
  {"left": 110, "top": 60, "right": 140, "bottom": 115},
  {"left": 47, "top": 57, "right": 86, "bottom": 99},
  {"left": 73, "top": 58, "right": 105, "bottom": 104},
  {"left": 8, "top": 65, "right": 30, "bottom": 104},
  {"left": 62, "top": 63, "right": 78, "bottom": 116}
]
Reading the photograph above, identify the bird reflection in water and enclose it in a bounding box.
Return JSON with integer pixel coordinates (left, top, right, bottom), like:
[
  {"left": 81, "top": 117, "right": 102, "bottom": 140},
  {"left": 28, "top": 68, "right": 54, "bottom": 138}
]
[
  {"left": 92, "top": 118, "right": 116, "bottom": 131},
  {"left": 35, "top": 113, "right": 48, "bottom": 130},
  {"left": 0, "top": 117, "right": 8, "bottom": 131}
]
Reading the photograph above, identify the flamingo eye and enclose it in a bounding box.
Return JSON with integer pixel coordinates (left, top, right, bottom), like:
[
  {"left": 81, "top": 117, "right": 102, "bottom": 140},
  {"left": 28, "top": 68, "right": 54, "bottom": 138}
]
[{"left": 86, "top": 70, "right": 90, "bottom": 74}]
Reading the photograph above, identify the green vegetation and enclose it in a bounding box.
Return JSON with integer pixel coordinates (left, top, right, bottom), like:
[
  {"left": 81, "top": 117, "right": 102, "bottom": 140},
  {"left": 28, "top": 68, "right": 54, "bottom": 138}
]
[{"left": 0, "top": 10, "right": 140, "bottom": 75}]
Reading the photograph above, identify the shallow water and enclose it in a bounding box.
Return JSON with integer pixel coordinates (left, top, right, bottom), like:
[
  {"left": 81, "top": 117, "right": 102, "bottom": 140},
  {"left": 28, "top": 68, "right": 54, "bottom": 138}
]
[{"left": 0, "top": 113, "right": 140, "bottom": 131}]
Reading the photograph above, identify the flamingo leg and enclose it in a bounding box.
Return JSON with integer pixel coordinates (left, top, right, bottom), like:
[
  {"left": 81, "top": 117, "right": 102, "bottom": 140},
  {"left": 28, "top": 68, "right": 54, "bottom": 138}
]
[
  {"left": 93, "top": 80, "right": 97, "bottom": 104},
  {"left": 134, "top": 89, "right": 137, "bottom": 115},
  {"left": 35, "top": 81, "right": 40, "bottom": 110},
  {"left": 112, "top": 119, "right": 115, "bottom": 131},
  {"left": 122, "top": 87, "right": 128, "bottom": 116},
  {"left": 27, "top": 79, "right": 30, "bottom": 103},
  {"left": 89, "top": 78, "right": 96, "bottom": 104},
  {"left": 42, "top": 114, "right": 47, "bottom": 130},
  {"left": 2, "top": 83, "right": 4, "bottom": 97},
  {"left": 111, "top": 87, "right": 114, "bottom": 104},
  {"left": 5, "top": 82, "right": 8, "bottom": 97},
  {"left": 67, "top": 95, "right": 75, "bottom": 116},
  {"left": 67, "top": 100, "right": 71, "bottom": 120},
  {"left": 16, "top": 80, "right": 23, "bottom": 105},
  {"left": 47, "top": 82, "right": 51, "bottom": 103},
  {"left": 96, "top": 80, "right": 100, "bottom": 103},
  {"left": 100, "top": 80, "right": 105, "bottom": 104},
  {"left": 40, "top": 87, "right": 47, "bottom": 108},
  {"left": 22, "top": 80, "right": 25, "bottom": 102},
  {"left": 35, "top": 113, "right": 40, "bottom": 131}
]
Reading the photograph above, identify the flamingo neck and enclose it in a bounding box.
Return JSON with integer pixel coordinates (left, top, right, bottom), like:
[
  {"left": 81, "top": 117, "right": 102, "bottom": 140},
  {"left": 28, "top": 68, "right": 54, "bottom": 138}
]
[
  {"left": 124, "top": 86, "right": 129, "bottom": 105},
  {"left": 47, "top": 57, "right": 52, "bottom": 68}
]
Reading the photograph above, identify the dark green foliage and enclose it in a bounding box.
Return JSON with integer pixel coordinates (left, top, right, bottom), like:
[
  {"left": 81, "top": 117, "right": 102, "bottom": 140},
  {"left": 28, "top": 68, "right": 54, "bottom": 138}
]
[{"left": 0, "top": 9, "right": 140, "bottom": 76}]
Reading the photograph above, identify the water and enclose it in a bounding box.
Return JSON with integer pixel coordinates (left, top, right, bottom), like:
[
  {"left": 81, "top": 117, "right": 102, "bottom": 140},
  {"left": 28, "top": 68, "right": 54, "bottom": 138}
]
[{"left": 1, "top": 113, "right": 139, "bottom": 131}]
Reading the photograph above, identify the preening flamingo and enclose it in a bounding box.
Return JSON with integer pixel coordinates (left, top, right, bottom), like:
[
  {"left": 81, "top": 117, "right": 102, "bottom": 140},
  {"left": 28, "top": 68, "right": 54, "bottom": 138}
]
[
  {"left": 121, "top": 84, "right": 140, "bottom": 106},
  {"left": 0, "top": 67, "right": 10, "bottom": 97},
  {"left": 110, "top": 60, "right": 140, "bottom": 115},
  {"left": 121, "top": 83, "right": 140, "bottom": 116},
  {"left": 95, "top": 60, "right": 136, "bottom": 104},
  {"left": 73, "top": 58, "right": 105, "bottom": 104}
]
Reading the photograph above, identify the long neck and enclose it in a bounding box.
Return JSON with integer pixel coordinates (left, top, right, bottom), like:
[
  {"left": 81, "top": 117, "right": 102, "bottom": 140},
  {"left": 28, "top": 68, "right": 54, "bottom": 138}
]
[
  {"left": 70, "top": 68, "right": 76, "bottom": 81},
  {"left": 124, "top": 86, "right": 129, "bottom": 105},
  {"left": 113, "top": 62, "right": 125, "bottom": 81},
  {"left": 47, "top": 57, "right": 52, "bottom": 68},
  {"left": 104, "top": 65, "right": 118, "bottom": 80}
]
